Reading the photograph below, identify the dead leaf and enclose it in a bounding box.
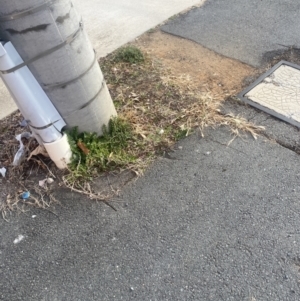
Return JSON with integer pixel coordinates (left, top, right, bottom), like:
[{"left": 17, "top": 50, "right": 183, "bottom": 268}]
[
  {"left": 27, "top": 145, "right": 49, "bottom": 161},
  {"left": 77, "top": 141, "right": 90, "bottom": 155}
]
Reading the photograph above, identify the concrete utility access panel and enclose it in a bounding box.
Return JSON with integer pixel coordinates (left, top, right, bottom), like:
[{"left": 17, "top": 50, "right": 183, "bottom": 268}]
[{"left": 239, "top": 61, "right": 300, "bottom": 128}]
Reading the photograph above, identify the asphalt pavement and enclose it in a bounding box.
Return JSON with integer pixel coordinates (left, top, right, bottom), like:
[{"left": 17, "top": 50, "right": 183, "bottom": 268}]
[
  {"left": 1, "top": 1, "right": 300, "bottom": 300},
  {"left": 1, "top": 128, "right": 300, "bottom": 301},
  {"left": 162, "top": 0, "right": 300, "bottom": 67}
]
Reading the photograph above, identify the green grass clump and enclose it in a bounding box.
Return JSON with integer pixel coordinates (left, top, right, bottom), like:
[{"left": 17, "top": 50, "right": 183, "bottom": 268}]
[
  {"left": 113, "top": 46, "right": 144, "bottom": 64},
  {"left": 174, "top": 128, "right": 189, "bottom": 141},
  {"left": 66, "top": 117, "right": 136, "bottom": 181}
]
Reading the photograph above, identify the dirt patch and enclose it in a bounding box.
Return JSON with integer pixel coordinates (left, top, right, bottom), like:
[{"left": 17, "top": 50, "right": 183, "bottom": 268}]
[{"left": 134, "top": 31, "right": 257, "bottom": 99}]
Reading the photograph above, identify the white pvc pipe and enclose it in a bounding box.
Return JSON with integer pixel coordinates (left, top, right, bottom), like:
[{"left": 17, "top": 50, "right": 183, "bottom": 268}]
[
  {"left": 0, "top": 41, "right": 71, "bottom": 169},
  {"left": 0, "top": 41, "right": 65, "bottom": 143},
  {"left": 44, "top": 134, "right": 72, "bottom": 169}
]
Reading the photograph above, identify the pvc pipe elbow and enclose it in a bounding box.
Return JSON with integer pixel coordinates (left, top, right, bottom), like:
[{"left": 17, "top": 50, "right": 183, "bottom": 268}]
[{"left": 43, "top": 134, "right": 72, "bottom": 169}]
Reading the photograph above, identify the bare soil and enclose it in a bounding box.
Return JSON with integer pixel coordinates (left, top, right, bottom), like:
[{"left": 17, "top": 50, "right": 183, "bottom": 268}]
[{"left": 134, "top": 31, "right": 257, "bottom": 99}]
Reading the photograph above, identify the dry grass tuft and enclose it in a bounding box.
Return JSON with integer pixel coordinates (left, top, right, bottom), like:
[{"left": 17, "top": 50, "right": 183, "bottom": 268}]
[{"left": 100, "top": 51, "right": 264, "bottom": 159}]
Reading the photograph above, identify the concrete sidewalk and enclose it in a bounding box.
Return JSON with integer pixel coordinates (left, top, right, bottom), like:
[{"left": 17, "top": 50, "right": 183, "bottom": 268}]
[
  {"left": 0, "top": 0, "right": 204, "bottom": 120},
  {"left": 1, "top": 1, "right": 300, "bottom": 300}
]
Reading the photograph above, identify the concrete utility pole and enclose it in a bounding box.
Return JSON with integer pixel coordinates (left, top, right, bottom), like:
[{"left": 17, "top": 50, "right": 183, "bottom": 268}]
[{"left": 0, "top": 0, "right": 117, "bottom": 135}]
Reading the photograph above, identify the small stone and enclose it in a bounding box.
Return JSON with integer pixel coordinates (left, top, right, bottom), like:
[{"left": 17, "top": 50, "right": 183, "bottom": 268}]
[
  {"left": 47, "top": 178, "right": 54, "bottom": 184},
  {"left": 13, "top": 235, "right": 24, "bottom": 244}
]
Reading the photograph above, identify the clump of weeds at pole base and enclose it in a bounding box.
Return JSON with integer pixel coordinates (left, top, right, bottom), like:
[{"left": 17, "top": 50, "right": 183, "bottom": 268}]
[{"left": 66, "top": 45, "right": 264, "bottom": 186}]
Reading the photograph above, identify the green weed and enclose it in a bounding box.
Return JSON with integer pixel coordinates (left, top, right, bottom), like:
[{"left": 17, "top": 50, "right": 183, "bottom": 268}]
[
  {"left": 113, "top": 46, "right": 144, "bottom": 64},
  {"left": 174, "top": 128, "right": 189, "bottom": 141},
  {"left": 66, "top": 117, "right": 136, "bottom": 182}
]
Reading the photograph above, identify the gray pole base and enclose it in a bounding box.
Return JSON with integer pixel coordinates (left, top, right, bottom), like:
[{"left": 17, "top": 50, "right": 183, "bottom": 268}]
[{"left": 0, "top": 0, "right": 117, "bottom": 135}]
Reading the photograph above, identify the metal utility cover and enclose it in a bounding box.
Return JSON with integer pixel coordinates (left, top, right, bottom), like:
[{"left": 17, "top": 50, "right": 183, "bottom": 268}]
[{"left": 238, "top": 61, "right": 300, "bottom": 128}]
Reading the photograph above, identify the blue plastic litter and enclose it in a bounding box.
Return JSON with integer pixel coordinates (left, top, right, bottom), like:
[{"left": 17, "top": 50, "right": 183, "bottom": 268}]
[{"left": 22, "top": 191, "right": 30, "bottom": 199}]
